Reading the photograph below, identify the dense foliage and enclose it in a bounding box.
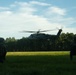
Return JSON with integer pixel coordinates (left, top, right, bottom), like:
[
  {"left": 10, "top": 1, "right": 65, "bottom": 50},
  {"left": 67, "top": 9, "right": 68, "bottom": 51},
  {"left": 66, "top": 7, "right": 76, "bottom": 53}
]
[{"left": 5, "top": 33, "right": 76, "bottom": 51}]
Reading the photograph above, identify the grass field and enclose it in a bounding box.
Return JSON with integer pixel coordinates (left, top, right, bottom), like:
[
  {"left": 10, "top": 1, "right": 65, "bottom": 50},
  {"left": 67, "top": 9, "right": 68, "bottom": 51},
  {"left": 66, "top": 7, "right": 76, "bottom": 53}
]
[{"left": 0, "top": 51, "right": 76, "bottom": 75}]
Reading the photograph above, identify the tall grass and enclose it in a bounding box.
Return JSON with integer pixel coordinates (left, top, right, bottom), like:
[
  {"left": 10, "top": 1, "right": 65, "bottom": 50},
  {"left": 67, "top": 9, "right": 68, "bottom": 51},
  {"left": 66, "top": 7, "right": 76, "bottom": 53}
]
[{"left": 0, "top": 51, "right": 76, "bottom": 75}]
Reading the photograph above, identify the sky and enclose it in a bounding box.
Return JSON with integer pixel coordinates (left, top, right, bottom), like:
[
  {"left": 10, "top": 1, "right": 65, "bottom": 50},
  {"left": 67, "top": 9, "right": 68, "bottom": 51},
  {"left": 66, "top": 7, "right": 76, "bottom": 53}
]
[{"left": 0, "top": 0, "right": 76, "bottom": 39}]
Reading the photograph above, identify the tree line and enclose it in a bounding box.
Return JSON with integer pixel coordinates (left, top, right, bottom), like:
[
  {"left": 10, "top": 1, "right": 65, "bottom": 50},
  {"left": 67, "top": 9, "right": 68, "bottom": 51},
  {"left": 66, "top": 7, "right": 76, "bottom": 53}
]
[{"left": 5, "top": 32, "right": 76, "bottom": 51}]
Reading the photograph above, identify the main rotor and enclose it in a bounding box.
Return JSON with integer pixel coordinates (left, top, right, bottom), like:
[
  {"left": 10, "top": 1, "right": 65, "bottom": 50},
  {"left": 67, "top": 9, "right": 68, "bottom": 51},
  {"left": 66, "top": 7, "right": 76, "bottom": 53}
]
[{"left": 21, "top": 28, "right": 57, "bottom": 34}]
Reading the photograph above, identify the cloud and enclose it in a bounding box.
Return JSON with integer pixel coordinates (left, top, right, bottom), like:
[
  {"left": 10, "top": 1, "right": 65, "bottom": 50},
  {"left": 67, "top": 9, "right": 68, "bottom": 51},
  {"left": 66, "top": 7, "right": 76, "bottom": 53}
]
[
  {"left": 29, "top": 1, "right": 50, "bottom": 6},
  {"left": 46, "top": 6, "right": 66, "bottom": 16},
  {"left": 0, "top": 1, "right": 76, "bottom": 39},
  {"left": 0, "top": 7, "right": 9, "bottom": 10}
]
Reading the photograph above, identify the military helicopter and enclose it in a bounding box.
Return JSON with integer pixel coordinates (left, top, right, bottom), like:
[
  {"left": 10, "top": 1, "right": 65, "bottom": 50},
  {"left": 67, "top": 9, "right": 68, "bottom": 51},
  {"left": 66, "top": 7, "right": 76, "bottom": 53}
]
[{"left": 21, "top": 28, "right": 62, "bottom": 40}]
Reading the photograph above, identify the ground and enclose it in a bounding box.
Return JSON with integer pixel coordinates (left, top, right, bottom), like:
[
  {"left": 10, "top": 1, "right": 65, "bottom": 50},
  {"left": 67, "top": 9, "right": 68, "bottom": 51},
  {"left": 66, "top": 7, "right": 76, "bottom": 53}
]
[{"left": 0, "top": 51, "right": 76, "bottom": 75}]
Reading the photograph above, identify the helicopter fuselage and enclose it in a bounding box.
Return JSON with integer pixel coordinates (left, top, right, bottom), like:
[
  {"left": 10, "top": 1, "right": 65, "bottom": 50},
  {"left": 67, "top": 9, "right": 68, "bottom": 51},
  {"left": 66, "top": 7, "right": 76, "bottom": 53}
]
[{"left": 28, "top": 33, "right": 57, "bottom": 40}]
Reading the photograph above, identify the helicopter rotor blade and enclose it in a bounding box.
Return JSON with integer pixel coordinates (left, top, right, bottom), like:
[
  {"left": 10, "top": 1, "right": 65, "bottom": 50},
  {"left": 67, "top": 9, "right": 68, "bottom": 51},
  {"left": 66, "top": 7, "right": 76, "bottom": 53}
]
[
  {"left": 40, "top": 28, "right": 57, "bottom": 32},
  {"left": 56, "top": 26, "right": 63, "bottom": 30},
  {"left": 20, "top": 31, "right": 37, "bottom": 33},
  {"left": 20, "top": 28, "right": 57, "bottom": 33}
]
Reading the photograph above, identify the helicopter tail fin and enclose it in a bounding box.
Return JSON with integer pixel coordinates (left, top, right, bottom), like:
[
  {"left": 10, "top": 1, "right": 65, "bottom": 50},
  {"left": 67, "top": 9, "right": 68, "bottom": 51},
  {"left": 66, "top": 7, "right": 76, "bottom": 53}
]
[{"left": 57, "top": 29, "right": 62, "bottom": 37}]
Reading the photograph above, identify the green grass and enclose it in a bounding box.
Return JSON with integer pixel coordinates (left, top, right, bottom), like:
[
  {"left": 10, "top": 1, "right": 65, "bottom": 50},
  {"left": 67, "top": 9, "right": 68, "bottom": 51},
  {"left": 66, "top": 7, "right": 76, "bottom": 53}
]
[{"left": 0, "top": 51, "right": 76, "bottom": 75}]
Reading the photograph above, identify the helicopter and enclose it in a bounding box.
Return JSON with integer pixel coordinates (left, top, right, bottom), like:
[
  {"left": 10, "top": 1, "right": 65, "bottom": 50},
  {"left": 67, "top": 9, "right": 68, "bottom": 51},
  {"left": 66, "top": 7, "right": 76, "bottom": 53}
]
[{"left": 21, "top": 28, "right": 62, "bottom": 40}]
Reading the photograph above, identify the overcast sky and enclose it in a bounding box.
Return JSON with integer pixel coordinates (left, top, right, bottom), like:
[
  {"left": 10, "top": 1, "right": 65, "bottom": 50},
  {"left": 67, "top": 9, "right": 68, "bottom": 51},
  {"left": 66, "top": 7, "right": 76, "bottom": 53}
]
[{"left": 0, "top": 0, "right": 76, "bottom": 39}]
